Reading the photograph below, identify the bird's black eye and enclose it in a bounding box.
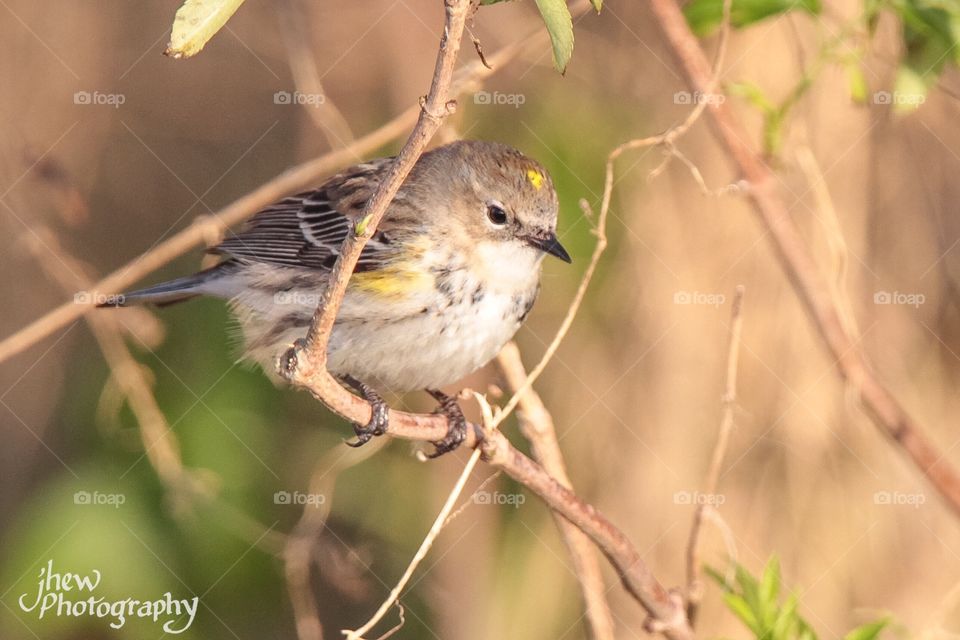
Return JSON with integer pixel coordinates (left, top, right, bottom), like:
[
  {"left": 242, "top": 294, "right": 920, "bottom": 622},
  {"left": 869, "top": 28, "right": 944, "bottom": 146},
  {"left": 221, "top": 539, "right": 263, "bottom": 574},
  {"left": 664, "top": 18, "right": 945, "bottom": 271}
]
[{"left": 487, "top": 204, "right": 508, "bottom": 226}]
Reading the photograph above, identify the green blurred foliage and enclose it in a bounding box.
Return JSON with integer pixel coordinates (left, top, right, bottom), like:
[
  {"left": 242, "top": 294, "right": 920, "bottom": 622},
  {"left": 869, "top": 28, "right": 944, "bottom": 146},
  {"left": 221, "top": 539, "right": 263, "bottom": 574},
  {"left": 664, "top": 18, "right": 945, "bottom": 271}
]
[
  {"left": 683, "top": 0, "right": 822, "bottom": 35},
  {"left": 707, "top": 557, "right": 890, "bottom": 640}
]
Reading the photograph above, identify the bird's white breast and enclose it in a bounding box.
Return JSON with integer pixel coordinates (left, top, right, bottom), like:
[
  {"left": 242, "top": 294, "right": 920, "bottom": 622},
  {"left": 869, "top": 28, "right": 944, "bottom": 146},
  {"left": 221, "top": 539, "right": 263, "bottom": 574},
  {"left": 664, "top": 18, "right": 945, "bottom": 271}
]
[{"left": 233, "top": 242, "right": 543, "bottom": 392}]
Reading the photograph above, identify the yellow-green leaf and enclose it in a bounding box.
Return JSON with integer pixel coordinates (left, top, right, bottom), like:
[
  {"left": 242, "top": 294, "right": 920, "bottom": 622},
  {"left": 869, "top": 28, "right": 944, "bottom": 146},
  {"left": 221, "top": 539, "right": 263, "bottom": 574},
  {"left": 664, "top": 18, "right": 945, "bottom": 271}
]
[
  {"left": 355, "top": 214, "right": 374, "bottom": 237},
  {"left": 534, "top": 0, "right": 575, "bottom": 73},
  {"left": 684, "top": 0, "right": 821, "bottom": 36},
  {"left": 843, "top": 618, "right": 889, "bottom": 640},
  {"left": 165, "top": 0, "right": 246, "bottom": 59},
  {"left": 892, "top": 65, "right": 928, "bottom": 114},
  {"left": 846, "top": 63, "right": 868, "bottom": 104}
]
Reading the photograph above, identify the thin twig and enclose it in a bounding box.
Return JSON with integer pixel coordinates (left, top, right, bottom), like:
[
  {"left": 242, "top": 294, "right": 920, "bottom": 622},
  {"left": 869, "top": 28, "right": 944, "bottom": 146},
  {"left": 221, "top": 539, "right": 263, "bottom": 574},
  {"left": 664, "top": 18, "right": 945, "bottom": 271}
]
[
  {"left": 285, "top": 439, "right": 389, "bottom": 640},
  {"left": 343, "top": 447, "right": 483, "bottom": 639},
  {"left": 794, "top": 145, "right": 859, "bottom": 340},
  {"left": 685, "top": 285, "right": 745, "bottom": 626},
  {"left": 13, "top": 0, "right": 690, "bottom": 634},
  {"left": 278, "top": 0, "right": 355, "bottom": 148},
  {"left": 479, "top": 430, "right": 692, "bottom": 639},
  {"left": 646, "top": 0, "right": 960, "bottom": 515},
  {"left": 271, "top": 0, "right": 691, "bottom": 623},
  {"left": 0, "top": 4, "right": 585, "bottom": 365},
  {"left": 286, "top": 0, "right": 471, "bottom": 386},
  {"left": 20, "top": 226, "right": 286, "bottom": 555},
  {"left": 491, "top": 0, "right": 734, "bottom": 428},
  {"left": 496, "top": 343, "right": 616, "bottom": 640},
  {"left": 490, "top": 197, "right": 607, "bottom": 429}
]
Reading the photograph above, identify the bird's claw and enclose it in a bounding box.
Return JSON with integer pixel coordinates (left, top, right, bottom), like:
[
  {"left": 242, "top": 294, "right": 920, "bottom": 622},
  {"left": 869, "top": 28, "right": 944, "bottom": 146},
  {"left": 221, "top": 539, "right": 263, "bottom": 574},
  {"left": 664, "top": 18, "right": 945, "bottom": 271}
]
[
  {"left": 341, "top": 376, "right": 390, "bottom": 447},
  {"left": 425, "top": 389, "right": 467, "bottom": 458}
]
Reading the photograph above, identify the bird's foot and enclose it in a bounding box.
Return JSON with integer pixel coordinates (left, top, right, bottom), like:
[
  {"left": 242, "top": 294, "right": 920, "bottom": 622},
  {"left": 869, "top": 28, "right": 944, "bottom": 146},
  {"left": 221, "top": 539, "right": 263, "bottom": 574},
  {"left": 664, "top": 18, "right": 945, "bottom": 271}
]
[
  {"left": 340, "top": 376, "right": 389, "bottom": 447},
  {"left": 425, "top": 389, "right": 467, "bottom": 458}
]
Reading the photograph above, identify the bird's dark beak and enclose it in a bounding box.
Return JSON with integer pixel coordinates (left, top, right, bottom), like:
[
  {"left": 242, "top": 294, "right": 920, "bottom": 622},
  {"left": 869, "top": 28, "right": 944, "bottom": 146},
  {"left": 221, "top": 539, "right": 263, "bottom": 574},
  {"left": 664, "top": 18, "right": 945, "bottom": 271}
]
[{"left": 524, "top": 232, "right": 572, "bottom": 263}]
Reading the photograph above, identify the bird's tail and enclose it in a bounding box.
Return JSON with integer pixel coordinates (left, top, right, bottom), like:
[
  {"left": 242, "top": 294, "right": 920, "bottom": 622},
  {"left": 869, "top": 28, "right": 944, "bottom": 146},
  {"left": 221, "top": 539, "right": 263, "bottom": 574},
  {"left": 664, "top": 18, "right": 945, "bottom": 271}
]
[{"left": 98, "top": 261, "right": 241, "bottom": 308}]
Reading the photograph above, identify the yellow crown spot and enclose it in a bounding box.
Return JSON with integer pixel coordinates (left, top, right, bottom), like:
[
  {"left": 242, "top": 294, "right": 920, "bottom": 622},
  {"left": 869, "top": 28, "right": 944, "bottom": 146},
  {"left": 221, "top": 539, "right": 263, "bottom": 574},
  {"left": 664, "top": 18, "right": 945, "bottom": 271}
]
[{"left": 526, "top": 169, "right": 544, "bottom": 191}]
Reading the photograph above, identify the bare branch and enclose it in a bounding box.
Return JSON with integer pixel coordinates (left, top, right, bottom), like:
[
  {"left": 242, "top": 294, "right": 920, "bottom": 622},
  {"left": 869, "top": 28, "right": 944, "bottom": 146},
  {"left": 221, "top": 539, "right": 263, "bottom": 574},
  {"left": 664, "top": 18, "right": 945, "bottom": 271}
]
[
  {"left": 344, "top": 447, "right": 483, "bottom": 639},
  {"left": 21, "top": 226, "right": 286, "bottom": 555},
  {"left": 496, "top": 343, "right": 615, "bottom": 640},
  {"left": 278, "top": 0, "right": 355, "bottom": 148},
  {"left": 283, "top": 0, "right": 470, "bottom": 395},
  {"left": 0, "top": 4, "right": 580, "bottom": 365},
  {"left": 685, "top": 285, "right": 744, "bottom": 626},
  {"left": 479, "top": 430, "right": 692, "bottom": 639},
  {"left": 285, "top": 439, "right": 389, "bottom": 640},
  {"left": 646, "top": 0, "right": 960, "bottom": 515}
]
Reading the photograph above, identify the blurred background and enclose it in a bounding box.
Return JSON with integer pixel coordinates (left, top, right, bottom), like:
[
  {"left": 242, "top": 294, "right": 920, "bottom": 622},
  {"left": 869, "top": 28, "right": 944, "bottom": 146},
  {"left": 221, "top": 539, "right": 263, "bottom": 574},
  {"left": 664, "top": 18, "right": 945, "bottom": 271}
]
[{"left": 2, "top": 0, "right": 960, "bottom": 638}]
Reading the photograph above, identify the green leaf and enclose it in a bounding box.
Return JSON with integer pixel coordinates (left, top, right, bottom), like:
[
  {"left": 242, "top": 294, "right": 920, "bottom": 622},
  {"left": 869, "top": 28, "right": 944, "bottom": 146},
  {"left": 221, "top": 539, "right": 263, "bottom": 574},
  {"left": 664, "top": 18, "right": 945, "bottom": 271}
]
[
  {"left": 728, "top": 81, "right": 777, "bottom": 113},
  {"left": 591, "top": 0, "right": 603, "bottom": 10},
  {"left": 165, "top": 0, "right": 246, "bottom": 59},
  {"left": 771, "top": 594, "right": 801, "bottom": 638},
  {"left": 896, "top": 0, "right": 960, "bottom": 70},
  {"left": 843, "top": 618, "right": 890, "bottom": 640},
  {"left": 705, "top": 564, "right": 733, "bottom": 589},
  {"left": 723, "top": 592, "right": 761, "bottom": 635},
  {"left": 892, "top": 64, "right": 929, "bottom": 113},
  {"left": 735, "top": 563, "right": 762, "bottom": 613},
  {"left": 534, "top": 0, "right": 575, "bottom": 73},
  {"left": 684, "top": 0, "right": 822, "bottom": 36},
  {"left": 759, "top": 556, "right": 781, "bottom": 608},
  {"left": 355, "top": 213, "right": 374, "bottom": 236},
  {"left": 758, "top": 556, "right": 782, "bottom": 630},
  {"left": 846, "top": 62, "right": 869, "bottom": 103},
  {"left": 798, "top": 618, "right": 820, "bottom": 640}
]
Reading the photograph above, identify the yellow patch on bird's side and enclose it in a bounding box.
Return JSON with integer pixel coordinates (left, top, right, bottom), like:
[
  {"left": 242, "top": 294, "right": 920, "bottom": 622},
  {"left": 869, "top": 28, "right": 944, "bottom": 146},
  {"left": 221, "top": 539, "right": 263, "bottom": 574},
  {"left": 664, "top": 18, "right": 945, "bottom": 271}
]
[
  {"left": 526, "top": 169, "right": 545, "bottom": 190},
  {"left": 350, "top": 265, "right": 432, "bottom": 299}
]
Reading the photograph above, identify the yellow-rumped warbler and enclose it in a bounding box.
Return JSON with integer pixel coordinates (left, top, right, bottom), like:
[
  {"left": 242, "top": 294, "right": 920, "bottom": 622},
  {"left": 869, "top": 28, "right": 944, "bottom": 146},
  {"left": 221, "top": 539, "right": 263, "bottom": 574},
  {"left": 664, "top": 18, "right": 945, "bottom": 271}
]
[{"left": 103, "top": 140, "right": 570, "bottom": 454}]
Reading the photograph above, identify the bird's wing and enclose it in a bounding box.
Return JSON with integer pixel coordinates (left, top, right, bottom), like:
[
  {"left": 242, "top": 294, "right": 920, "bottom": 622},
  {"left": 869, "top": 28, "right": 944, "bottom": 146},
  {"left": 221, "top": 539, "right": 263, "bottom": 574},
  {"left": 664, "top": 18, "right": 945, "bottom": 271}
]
[{"left": 213, "top": 160, "right": 400, "bottom": 272}]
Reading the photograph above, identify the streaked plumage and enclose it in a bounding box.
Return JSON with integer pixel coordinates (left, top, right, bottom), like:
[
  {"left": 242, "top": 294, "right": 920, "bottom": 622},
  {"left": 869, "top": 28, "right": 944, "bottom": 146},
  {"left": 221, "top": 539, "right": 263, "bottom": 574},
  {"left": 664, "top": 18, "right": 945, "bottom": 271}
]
[{"left": 105, "top": 140, "right": 569, "bottom": 393}]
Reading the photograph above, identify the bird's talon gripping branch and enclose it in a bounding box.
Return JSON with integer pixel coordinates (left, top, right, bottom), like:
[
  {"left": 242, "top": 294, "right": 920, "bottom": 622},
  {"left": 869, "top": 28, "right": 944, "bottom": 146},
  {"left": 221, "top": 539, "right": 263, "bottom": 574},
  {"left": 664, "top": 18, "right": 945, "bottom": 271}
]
[
  {"left": 425, "top": 389, "right": 467, "bottom": 458},
  {"left": 277, "top": 338, "right": 309, "bottom": 381},
  {"left": 341, "top": 375, "right": 390, "bottom": 447}
]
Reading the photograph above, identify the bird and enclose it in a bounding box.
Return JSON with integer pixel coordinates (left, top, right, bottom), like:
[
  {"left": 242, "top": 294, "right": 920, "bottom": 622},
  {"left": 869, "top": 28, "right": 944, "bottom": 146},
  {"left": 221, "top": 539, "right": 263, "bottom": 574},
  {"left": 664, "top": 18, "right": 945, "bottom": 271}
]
[{"left": 101, "top": 140, "right": 571, "bottom": 455}]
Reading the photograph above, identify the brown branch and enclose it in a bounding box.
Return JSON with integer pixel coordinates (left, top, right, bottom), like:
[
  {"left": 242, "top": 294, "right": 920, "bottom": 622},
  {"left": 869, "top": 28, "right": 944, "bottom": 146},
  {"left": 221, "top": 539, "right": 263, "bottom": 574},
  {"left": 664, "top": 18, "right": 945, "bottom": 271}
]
[
  {"left": 274, "top": 1, "right": 690, "bottom": 634},
  {"left": 285, "top": 0, "right": 469, "bottom": 379},
  {"left": 646, "top": 0, "right": 960, "bottom": 514},
  {"left": 10, "top": 0, "right": 692, "bottom": 634},
  {"left": 285, "top": 439, "right": 389, "bottom": 640},
  {"left": 479, "top": 430, "right": 692, "bottom": 639},
  {"left": 685, "top": 285, "right": 744, "bottom": 626},
  {"left": 345, "top": 447, "right": 483, "bottom": 639},
  {"left": 276, "top": 0, "right": 473, "bottom": 444},
  {"left": 20, "top": 226, "right": 286, "bottom": 555},
  {"left": 278, "top": 0, "right": 355, "bottom": 148},
  {"left": 0, "top": 4, "right": 581, "bottom": 366},
  {"left": 496, "top": 343, "right": 616, "bottom": 640}
]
